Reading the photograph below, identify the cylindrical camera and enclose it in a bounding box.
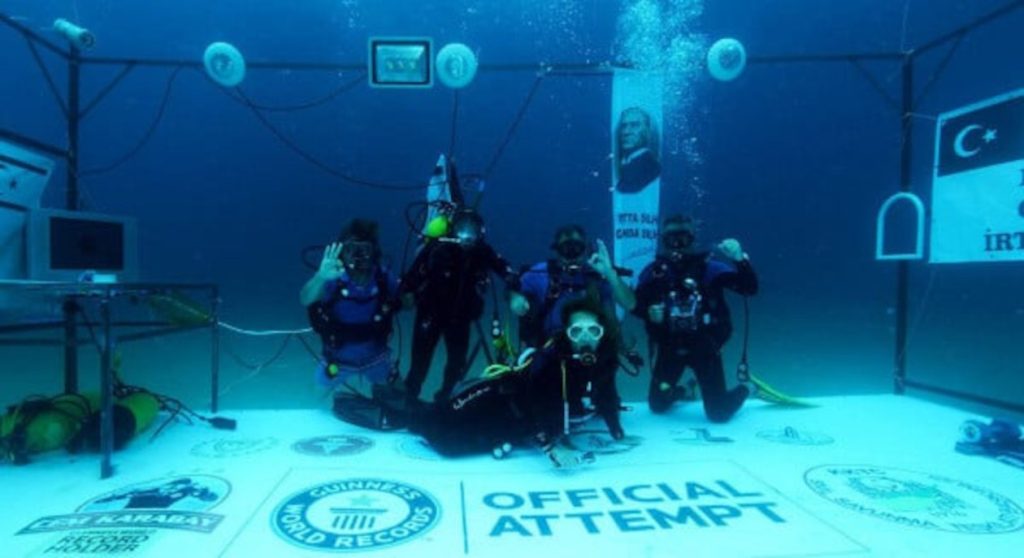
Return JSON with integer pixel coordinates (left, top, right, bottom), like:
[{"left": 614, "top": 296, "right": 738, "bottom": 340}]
[{"left": 53, "top": 18, "right": 96, "bottom": 50}]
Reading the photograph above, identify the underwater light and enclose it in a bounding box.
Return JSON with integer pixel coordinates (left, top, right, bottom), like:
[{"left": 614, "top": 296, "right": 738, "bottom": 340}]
[
  {"left": 369, "top": 38, "right": 433, "bottom": 88},
  {"left": 52, "top": 18, "right": 95, "bottom": 50},
  {"left": 436, "top": 43, "right": 478, "bottom": 89},
  {"left": 707, "top": 38, "right": 747, "bottom": 82},
  {"left": 203, "top": 42, "right": 246, "bottom": 88}
]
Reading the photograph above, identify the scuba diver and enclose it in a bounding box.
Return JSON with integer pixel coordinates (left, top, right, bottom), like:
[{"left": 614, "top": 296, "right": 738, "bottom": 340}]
[
  {"left": 511, "top": 225, "right": 635, "bottom": 345},
  {"left": 510, "top": 225, "right": 636, "bottom": 423},
  {"left": 404, "top": 296, "right": 621, "bottom": 467},
  {"left": 301, "top": 219, "right": 400, "bottom": 405},
  {"left": 634, "top": 214, "right": 758, "bottom": 423},
  {"left": 400, "top": 206, "right": 518, "bottom": 404}
]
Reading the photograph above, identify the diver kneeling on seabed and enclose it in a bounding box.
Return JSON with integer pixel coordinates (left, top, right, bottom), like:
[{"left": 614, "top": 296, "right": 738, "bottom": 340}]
[
  {"left": 301, "top": 219, "right": 404, "bottom": 426},
  {"left": 393, "top": 296, "right": 626, "bottom": 469}
]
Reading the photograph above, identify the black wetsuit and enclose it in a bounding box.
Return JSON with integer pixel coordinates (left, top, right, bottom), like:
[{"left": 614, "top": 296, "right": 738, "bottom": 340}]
[
  {"left": 409, "top": 339, "right": 622, "bottom": 456},
  {"left": 400, "top": 240, "right": 516, "bottom": 402},
  {"left": 634, "top": 252, "right": 758, "bottom": 422}
]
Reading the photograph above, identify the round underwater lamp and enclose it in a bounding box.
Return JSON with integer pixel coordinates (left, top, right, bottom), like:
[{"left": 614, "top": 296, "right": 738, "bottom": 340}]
[
  {"left": 53, "top": 18, "right": 96, "bottom": 50},
  {"left": 707, "top": 38, "right": 747, "bottom": 82},
  {"left": 203, "top": 42, "right": 246, "bottom": 88},
  {"left": 436, "top": 43, "right": 478, "bottom": 89}
]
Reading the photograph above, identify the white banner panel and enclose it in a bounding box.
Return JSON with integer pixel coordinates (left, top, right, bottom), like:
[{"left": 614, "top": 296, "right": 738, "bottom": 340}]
[
  {"left": 611, "top": 70, "right": 663, "bottom": 279},
  {"left": 930, "top": 89, "right": 1024, "bottom": 263}
]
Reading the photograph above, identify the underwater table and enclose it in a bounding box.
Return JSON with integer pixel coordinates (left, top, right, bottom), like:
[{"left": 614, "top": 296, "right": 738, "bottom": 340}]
[{"left": 0, "top": 280, "right": 220, "bottom": 479}]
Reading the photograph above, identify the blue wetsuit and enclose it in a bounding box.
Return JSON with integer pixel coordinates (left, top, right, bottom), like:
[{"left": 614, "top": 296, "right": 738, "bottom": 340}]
[{"left": 310, "top": 268, "right": 398, "bottom": 387}]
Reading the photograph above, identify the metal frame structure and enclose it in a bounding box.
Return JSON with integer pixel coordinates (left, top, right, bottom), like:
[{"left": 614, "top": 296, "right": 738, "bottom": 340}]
[
  {"left": 1, "top": 1, "right": 1022, "bottom": 424},
  {"left": 0, "top": 281, "right": 220, "bottom": 478}
]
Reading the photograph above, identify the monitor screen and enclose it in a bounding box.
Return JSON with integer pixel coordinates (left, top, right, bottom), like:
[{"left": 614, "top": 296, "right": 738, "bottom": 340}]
[
  {"left": 26, "top": 209, "right": 138, "bottom": 281},
  {"left": 49, "top": 216, "right": 125, "bottom": 270}
]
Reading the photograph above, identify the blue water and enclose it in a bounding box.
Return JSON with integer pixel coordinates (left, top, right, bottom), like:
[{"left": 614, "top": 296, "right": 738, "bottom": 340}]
[{"left": 1, "top": 0, "right": 1021, "bottom": 408}]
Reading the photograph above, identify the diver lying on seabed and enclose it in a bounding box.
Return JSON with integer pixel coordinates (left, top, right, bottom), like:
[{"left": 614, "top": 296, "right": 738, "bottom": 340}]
[{"left": 393, "top": 296, "right": 624, "bottom": 469}]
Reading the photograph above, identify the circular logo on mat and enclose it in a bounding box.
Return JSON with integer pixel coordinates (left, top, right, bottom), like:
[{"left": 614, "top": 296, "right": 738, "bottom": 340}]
[
  {"left": 757, "top": 427, "right": 834, "bottom": 446},
  {"left": 396, "top": 437, "right": 444, "bottom": 461},
  {"left": 567, "top": 430, "right": 643, "bottom": 455},
  {"left": 191, "top": 437, "right": 279, "bottom": 458},
  {"left": 80, "top": 475, "right": 230, "bottom": 512},
  {"left": 292, "top": 435, "right": 374, "bottom": 457},
  {"left": 272, "top": 479, "right": 440, "bottom": 552},
  {"left": 805, "top": 465, "right": 1024, "bottom": 533}
]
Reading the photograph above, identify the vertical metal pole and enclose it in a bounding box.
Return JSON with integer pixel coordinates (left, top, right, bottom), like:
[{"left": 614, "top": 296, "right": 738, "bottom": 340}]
[
  {"left": 894, "top": 55, "right": 914, "bottom": 395},
  {"left": 99, "top": 296, "right": 114, "bottom": 478},
  {"left": 211, "top": 287, "right": 220, "bottom": 413},
  {"left": 62, "top": 300, "right": 78, "bottom": 393},
  {"left": 62, "top": 48, "right": 82, "bottom": 394},
  {"left": 67, "top": 45, "right": 81, "bottom": 211}
]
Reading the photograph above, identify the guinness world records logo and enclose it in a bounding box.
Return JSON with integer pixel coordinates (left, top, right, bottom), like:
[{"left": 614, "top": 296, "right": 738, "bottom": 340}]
[{"left": 272, "top": 478, "right": 440, "bottom": 552}]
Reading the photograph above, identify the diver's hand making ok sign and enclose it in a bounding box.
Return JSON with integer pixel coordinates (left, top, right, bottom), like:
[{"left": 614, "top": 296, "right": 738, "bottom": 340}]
[
  {"left": 587, "top": 239, "right": 616, "bottom": 280},
  {"left": 317, "top": 242, "right": 346, "bottom": 281}
]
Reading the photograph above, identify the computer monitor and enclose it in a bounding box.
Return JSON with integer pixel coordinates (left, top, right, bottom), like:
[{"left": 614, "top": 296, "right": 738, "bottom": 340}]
[{"left": 26, "top": 209, "right": 138, "bottom": 282}]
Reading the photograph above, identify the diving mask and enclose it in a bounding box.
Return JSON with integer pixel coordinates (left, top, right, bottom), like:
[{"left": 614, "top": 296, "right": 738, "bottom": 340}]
[
  {"left": 663, "top": 230, "right": 694, "bottom": 251},
  {"left": 567, "top": 321, "right": 604, "bottom": 345},
  {"left": 555, "top": 239, "right": 588, "bottom": 262},
  {"left": 342, "top": 241, "right": 375, "bottom": 270}
]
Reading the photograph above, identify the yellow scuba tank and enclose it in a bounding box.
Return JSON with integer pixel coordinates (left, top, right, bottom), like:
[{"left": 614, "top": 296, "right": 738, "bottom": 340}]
[{"left": 1, "top": 393, "right": 98, "bottom": 464}]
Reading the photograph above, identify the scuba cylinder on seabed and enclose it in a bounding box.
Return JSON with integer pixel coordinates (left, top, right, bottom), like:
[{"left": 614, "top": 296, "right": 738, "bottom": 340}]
[
  {"left": 1, "top": 393, "right": 98, "bottom": 464},
  {"left": 69, "top": 390, "right": 161, "bottom": 452}
]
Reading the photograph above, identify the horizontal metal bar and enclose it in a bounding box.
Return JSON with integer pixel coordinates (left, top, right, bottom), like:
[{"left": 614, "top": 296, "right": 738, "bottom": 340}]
[
  {"left": 0, "top": 12, "right": 69, "bottom": 60},
  {"left": 750, "top": 52, "right": 904, "bottom": 64},
  {"left": 0, "top": 338, "right": 64, "bottom": 346},
  {"left": 904, "top": 379, "right": 1024, "bottom": 414},
  {"left": 117, "top": 324, "right": 209, "bottom": 342},
  {"left": 0, "top": 281, "right": 218, "bottom": 293},
  {"left": 0, "top": 127, "right": 69, "bottom": 159},
  {"left": 912, "top": 0, "right": 1024, "bottom": 57}
]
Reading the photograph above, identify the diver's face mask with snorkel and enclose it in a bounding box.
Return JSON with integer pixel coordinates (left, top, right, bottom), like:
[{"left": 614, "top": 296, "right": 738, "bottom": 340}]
[
  {"left": 662, "top": 228, "right": 695, "bottom": 262},
  {"left": 341, "top": 240, "right": 376, "bottom": 272},
  {"left": 566, "top": 318, "right": 604, "bottom": 367}
]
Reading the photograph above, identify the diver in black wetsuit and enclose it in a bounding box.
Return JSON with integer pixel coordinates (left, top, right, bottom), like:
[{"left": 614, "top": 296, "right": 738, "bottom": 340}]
[
  {"left": 406, "top": 296, "right": 622, "bottom": 468},
  {"left": 400, "top": 209, "right": 518, "bottom": 404},
  {"left": 634, "top": 215, "right": 758, "bottom": 423}
]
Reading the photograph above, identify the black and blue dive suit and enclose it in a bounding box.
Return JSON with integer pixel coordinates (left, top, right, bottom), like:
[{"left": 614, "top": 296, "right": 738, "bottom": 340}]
[
  {"left": 635, "top": 251, "right": 758, "bottom": 422},
  {"left": 400, "top": 239, "right": 517, "bottom": 402},
  {"left": 409, "top": 337, "right": 622, "bottom": 456},
  {"left": 307, "top": 267, "right": 399, "bottom": 386}
]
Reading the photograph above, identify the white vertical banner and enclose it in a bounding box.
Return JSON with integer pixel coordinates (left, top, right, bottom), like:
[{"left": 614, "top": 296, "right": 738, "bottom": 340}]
[
  {"left": 930, "top": 89, "right": 1024, "bottom": 263},
  {"left": 611, "top": 70, "right": 663, "bottom": 279}
]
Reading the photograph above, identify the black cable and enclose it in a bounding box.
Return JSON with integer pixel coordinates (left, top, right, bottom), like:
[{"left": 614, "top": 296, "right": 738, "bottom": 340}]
[
  {"left": 240, "top": 72, "right": 366, "bottom": 112},
  {"left": 79, "top": 66, "right": 186, "bottom": 177},
  {"left": 231, "top": 87, "right": 425, "bottom": 191},
  {"left": 483, "top": 75, "right": 545, "bottom": 178}
]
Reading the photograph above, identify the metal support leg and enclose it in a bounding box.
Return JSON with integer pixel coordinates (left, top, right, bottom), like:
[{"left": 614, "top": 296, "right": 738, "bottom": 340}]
[
  {"left": 62, "top": 299, "right": 78, "bottom": 393},
  {"left": 99, "top": 297, "right": 114, "bottom": 479},
  {"left": 211, "top": 287, "right": 220, "bottom": 413}
]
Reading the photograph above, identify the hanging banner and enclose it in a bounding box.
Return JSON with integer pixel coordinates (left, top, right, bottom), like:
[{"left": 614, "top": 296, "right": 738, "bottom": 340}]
[
  {"left": 611, "top": 70, "right": 663, "bottom": 279},
  {"left": 930, "top": 89, "right": 1024, "bottom": 263}
]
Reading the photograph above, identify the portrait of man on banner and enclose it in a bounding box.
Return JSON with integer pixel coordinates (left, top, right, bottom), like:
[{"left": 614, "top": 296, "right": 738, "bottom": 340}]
[{"left": 614, "top": 106, "right": 662, "bottom": 194}]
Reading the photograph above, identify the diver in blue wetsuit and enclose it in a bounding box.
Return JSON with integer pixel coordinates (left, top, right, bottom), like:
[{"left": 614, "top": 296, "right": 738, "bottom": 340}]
[
  {"left": 634, "top": 215, "right": 758, "bottom": 423},
  {"left": 510, "top": 225, "right": 636, "bottom": 423},
  {"left": 301, "top": 219, "right": 399, "bottom": 395}
]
